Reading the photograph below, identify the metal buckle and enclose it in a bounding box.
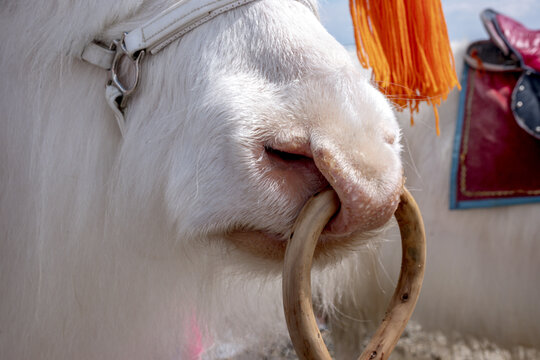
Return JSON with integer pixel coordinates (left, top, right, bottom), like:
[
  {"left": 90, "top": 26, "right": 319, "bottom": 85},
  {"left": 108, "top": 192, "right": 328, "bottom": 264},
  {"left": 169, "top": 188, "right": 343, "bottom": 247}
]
[{"left": 108, "top": 33, "right": 145, "bottom": 109}]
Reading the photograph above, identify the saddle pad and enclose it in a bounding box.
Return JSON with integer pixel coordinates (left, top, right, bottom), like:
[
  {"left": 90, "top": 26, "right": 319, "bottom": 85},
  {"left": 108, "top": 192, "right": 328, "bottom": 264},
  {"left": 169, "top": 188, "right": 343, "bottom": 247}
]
[{"left": 450, "top": 64, "right": 540, "bottom": 209}]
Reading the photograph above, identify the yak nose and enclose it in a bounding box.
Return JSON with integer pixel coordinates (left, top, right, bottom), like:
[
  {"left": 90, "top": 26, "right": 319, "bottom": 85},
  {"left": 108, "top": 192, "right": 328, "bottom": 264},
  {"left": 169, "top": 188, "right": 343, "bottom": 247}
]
[
  {"left": 267, "top": 133, "right": 402, "bottom": 235},
  {"left": 311, "top": 139, "right": 402, "bottom": 235}
]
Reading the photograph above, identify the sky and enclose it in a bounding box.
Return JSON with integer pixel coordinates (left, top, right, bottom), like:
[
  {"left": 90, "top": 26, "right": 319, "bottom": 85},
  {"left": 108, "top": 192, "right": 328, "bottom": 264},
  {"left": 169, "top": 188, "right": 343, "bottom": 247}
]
[{"left": 319, "top": 0, "right": 540, "bottom": 46}]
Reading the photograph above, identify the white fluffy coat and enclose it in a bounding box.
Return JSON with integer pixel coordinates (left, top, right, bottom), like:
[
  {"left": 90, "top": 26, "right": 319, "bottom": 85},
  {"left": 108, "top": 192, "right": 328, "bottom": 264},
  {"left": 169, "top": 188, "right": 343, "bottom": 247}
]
[{"left": 0, "top": 1, "right": 402, "bottom": 359}]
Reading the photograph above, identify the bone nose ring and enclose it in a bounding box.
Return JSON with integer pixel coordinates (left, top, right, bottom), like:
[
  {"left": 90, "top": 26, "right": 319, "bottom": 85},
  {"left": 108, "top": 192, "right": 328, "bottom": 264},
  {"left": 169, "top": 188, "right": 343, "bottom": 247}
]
[{"left": 283, "top": 187, "right": 426, "bottom": 360}]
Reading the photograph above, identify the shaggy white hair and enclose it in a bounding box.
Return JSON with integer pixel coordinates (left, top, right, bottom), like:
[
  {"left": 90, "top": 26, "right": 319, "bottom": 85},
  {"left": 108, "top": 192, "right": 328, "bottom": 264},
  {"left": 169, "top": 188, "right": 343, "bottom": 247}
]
[{"left": 0, "top": 1, "right": 403, "bottom": 359}]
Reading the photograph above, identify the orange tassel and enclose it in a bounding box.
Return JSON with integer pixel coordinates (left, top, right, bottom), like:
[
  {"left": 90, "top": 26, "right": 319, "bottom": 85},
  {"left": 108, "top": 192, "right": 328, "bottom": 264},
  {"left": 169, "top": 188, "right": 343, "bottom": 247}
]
[{"left": 349, "top": 0, "right": 460, "bottom": 135}]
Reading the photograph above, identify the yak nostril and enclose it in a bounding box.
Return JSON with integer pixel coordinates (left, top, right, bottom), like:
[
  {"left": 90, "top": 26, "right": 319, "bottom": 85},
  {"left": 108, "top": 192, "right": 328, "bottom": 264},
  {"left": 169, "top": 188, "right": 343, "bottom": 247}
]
[
  {"left": 262, "top": 144, "right": 329, "bottom": 199},
  {"left": 264, "top": 146, "right": 312, "bottom": 163},
  {"left": 263, "top": 143, "right": 317, "bottom": 173}
]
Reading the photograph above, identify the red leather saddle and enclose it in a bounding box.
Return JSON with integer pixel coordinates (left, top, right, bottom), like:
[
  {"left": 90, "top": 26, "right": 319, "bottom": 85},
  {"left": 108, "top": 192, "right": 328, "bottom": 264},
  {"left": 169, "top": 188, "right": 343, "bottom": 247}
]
[{"left": 450, "top": 9, "right": 540, "bottom": 209}]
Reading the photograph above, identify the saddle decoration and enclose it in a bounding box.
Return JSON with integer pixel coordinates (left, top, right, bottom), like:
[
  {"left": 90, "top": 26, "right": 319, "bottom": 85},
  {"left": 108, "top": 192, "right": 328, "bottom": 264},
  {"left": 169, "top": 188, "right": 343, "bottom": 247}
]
[
  {"left": 469, "top": 9, "right": 540, "bottom": 139},
  {"left": 450, "top": 9, "right": 540, "bottom": 210}
]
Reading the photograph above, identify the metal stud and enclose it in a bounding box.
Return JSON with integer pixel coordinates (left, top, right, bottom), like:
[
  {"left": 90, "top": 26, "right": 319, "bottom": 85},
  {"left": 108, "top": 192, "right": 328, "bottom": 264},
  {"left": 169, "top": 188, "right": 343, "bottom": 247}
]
[
  {"left": 517, "top": 101, "right": 524, "bottom": 108},
  {"left": 519, "top": 85, "right": 525, "bottom": 91},
  {"left": 536, "top": 126, "right": 540, "bottom": 133}
]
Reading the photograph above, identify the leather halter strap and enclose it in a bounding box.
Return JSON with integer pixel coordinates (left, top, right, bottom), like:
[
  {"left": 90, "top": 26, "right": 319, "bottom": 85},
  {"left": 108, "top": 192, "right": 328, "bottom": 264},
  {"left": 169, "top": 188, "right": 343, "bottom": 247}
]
[{"left": 81, "top": 0, "right": 318, "bottom": 137}]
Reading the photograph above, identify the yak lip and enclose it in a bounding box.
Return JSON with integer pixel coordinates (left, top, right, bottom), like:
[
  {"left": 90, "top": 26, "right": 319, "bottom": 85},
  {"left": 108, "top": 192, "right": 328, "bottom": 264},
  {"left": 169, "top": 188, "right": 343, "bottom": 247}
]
[
  {"left": 226, "top": 230, "right": 290, "bottom": 260},
  {"left": 225, "top": 220, "right": 378, "bottom": 262},
  {"left": 225, "top": 187, "right": 395, "bottom": 261}
]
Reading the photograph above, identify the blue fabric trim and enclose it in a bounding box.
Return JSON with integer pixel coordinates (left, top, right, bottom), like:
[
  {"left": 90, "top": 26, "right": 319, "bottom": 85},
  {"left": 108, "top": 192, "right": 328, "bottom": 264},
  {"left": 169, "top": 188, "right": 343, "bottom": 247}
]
[
  {"left": 454, "top": 196, "right": 540, "bottom": 210},
  {"left": 449, "top": 64, "right": 469, "bottom": 210}
]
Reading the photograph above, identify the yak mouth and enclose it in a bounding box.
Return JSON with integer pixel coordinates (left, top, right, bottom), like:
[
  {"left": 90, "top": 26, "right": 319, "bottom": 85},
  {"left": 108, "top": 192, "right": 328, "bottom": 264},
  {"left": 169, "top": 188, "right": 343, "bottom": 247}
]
[
  {"left": 225, "top": 216, "right": 382, "bottom": 261},
  {"left": 225, "top": 142, "right": 400, "bottom": 261}
]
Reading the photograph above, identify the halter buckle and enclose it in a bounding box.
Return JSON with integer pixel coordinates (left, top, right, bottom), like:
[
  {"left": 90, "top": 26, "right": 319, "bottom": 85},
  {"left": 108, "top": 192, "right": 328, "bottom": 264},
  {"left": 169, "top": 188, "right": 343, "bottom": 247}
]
[{"left": 108, "top": 33, "right": 145, "bottom": 109}]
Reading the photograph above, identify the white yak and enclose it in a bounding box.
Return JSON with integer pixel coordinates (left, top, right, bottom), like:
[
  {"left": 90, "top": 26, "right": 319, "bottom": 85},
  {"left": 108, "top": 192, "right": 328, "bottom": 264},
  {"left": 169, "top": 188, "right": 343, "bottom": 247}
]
[
  {"left": 0, "top": 1, "right": 403, "bottom": 359},
  {"left": 4, "top": 0, "right": 536, "bottom": 358}
]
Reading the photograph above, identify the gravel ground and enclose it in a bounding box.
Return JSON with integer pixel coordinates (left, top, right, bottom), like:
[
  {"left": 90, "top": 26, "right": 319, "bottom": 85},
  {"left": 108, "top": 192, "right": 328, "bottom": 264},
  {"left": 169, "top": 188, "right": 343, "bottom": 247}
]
[{"left": 221, "top": 322, "right": 540, "bottom": 360}]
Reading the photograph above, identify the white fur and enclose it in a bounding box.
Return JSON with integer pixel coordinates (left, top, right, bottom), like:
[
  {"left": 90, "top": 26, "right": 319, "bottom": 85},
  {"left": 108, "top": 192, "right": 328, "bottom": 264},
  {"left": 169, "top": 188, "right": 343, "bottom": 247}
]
[{"left": 0, "top": 1, "right": 402, "bottom": 359}]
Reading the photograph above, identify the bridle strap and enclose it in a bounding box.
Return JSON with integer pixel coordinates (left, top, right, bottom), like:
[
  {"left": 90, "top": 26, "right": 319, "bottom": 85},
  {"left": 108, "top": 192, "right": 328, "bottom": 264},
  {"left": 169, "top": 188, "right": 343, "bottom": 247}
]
[
  {"left": 80, "top": 0, "right": 317, "bottom": 137},
  {"left": 130, "top": 0, "right": 318, "bottom": 57}
]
